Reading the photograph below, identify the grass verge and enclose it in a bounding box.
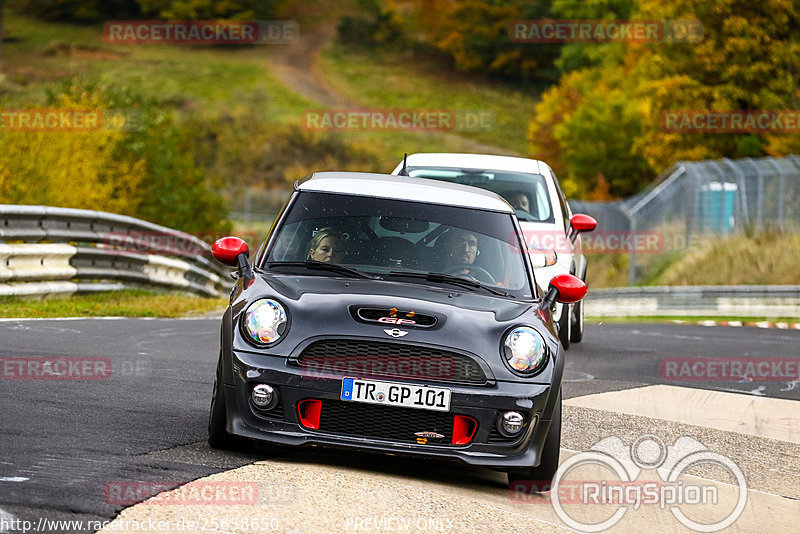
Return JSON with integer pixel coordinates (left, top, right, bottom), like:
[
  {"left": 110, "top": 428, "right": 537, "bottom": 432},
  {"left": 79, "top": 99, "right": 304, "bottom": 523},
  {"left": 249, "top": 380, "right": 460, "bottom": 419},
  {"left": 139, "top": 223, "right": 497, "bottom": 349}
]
[
  {"left": 1, "top": 12, "right": 315, "bottom": 120},
  {"left": 586, "top": 316, "right": 800, "bottom": 324},
  {"left": 586, "top": 230, "right": 800, "bottom": 288},
  {"left": 0, "top": 290, "right": 227, "bottom": 318}
]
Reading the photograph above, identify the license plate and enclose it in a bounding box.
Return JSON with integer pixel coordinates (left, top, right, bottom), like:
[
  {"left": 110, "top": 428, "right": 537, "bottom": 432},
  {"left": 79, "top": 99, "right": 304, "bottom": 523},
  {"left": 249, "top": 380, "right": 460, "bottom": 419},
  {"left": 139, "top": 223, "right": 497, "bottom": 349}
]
[{"left": 340, "top": 377, "right": 451, "bottom": 412}]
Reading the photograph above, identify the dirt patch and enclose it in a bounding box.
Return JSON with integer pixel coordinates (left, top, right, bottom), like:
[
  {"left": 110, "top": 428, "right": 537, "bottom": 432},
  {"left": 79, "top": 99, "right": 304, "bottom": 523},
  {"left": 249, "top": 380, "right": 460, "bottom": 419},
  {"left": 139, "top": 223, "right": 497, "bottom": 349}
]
[
  {"left": 42, "top": 42, "right": 127, "bottom": 60},
  {"left": 269, "top": 23, "right": 351, "bottom": 107}
]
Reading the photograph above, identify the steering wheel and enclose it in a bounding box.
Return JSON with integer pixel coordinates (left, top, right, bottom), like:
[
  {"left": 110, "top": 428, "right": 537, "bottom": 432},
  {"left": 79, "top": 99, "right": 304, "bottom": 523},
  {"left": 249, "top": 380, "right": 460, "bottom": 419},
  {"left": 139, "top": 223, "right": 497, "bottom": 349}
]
[{"left": 444, "top": 264, "right": 497, "bottom": 284}]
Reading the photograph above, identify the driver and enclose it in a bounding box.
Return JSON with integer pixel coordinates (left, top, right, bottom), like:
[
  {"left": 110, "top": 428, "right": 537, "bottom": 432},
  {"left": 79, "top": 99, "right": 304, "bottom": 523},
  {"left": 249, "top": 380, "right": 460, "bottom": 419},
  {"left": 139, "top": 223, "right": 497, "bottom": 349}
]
[
  {"left": 308, "top": 227, "right": 344, "bottom": 263},
  {"left": 439, "top": 229, "right": 479, "bottom": 275}
]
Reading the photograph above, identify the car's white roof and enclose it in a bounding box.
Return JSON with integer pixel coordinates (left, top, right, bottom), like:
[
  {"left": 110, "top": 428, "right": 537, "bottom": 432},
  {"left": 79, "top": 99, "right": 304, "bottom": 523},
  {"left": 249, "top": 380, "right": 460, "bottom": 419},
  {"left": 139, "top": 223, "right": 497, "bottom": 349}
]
[
  {"left": 391, "top": 153, "right": 549, "bottom": 175},
  {"left": 296, "top": 171, "right": 513, "bottom": 213}
]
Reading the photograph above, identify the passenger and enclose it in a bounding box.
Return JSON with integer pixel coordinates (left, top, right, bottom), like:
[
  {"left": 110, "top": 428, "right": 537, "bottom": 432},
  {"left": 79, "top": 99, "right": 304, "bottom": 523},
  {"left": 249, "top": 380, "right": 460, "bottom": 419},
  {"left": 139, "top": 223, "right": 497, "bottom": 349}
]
[
  {"left": 308, "top": 227, "right": 344, "bottom": 263},
  {"left": 508, "top": 192, "right": 530, "bottom": 213}
]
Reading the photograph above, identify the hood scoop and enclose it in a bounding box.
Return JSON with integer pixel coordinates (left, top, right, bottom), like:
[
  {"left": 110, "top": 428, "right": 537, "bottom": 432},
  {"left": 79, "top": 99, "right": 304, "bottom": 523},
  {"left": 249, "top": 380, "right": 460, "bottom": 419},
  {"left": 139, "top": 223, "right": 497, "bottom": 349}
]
[{"left": 351, "top": 306, "right": 439, "bottom": 329}]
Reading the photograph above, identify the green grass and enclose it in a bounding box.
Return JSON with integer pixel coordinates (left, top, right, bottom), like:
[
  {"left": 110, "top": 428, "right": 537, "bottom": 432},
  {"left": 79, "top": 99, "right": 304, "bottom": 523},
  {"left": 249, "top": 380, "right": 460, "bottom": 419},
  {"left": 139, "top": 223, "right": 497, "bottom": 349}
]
[
  {"left": 586, "top": 231, "right": 800, "bottom": 288},
  {"left": 318, "top": 42, "right": 542, "bottom": 157},
  {"left": 1, "top": 12, "right": 315, "bottom": 121},
  {"left": 586, "top": 316, "right": 800, "bottom": 324},
  {"left": 0, "top": 290, "right": 227, "bottom": 318},
  {"left": 653, "top": 231, "right": 800, "bottom": 286}
]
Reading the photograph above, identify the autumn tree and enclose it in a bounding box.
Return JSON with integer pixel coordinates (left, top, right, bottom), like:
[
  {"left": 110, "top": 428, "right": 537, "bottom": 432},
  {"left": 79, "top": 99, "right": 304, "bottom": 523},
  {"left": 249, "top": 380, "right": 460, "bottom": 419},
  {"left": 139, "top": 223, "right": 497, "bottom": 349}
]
[
  {"left": 529, "top": 0, "right": 800, "bottom": 198},
  {"left": 414, "top": 0, "right": 561, "bottom": 81},
  {"left": 136, "top": 0, "right": 289, "bottom": 20}
]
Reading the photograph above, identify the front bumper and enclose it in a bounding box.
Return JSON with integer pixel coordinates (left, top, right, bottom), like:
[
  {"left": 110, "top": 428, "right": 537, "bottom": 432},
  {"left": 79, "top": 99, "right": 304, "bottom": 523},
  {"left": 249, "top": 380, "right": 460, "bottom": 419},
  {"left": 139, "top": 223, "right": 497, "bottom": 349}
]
[{"left": 223, "top": 349, "right": 558, "bottom": 470}]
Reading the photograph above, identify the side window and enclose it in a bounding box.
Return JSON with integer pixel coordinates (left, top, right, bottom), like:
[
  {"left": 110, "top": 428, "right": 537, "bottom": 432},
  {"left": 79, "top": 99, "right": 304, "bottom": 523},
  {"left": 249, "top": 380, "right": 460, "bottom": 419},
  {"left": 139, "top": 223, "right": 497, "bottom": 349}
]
[
  {"left": 549, "top": 168, "right": 571, "bottom": 229},
  {"left": 532, "top": 182, "right": 551, "bottom": 221}
]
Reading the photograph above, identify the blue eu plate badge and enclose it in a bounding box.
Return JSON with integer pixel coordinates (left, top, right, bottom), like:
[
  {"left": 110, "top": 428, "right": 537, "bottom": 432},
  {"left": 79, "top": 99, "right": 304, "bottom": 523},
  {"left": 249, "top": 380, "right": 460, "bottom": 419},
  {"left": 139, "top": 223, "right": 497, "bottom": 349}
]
[{"left": 341, "top": 377, "right": 354, "bottom": 400}]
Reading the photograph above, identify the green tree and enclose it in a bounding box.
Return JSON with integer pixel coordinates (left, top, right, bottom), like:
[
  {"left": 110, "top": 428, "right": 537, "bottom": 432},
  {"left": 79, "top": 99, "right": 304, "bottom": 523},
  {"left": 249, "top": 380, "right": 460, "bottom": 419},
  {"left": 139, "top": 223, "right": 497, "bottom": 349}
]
[
  {"left": 0, "top": 81, "right": 230, "bottom": 233},
  {"left": 136, "top": 0, "right": 289, "bottom": 20},
  {"left": 13, "top": 0, "right": 141, "bottom": 22},
  {"left": 415, "top": 0, "right": 561, "bottom": 81},
  {"left": 529, "top": 0, "right": 800, "bottom": 197}
]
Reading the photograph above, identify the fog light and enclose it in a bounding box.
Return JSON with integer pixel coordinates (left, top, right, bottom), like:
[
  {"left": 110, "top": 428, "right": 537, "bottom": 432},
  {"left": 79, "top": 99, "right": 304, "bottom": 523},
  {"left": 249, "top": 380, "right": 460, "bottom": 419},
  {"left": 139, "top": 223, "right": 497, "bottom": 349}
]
[
  {"left": 500, "top": 411, "right": 524, "bottom": 435},
  {"left": 251, "top": 384, "right": 275, "bottom": 408}
]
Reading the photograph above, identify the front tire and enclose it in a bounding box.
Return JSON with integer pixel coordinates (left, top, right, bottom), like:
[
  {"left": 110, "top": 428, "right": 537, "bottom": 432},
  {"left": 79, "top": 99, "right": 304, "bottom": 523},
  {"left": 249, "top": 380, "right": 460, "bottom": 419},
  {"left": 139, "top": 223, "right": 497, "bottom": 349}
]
[
  {"left": 570, "top": 298, "right": 584, "bottom": 343},
  {"left": 507, "top": 390, "right": 562, "bottom": 486},
  {"left": 557, "top": 303, "right": 571, "bottom": 350},
  {"left": 208, "top": 355, "right": 248, "bottom": 451}
]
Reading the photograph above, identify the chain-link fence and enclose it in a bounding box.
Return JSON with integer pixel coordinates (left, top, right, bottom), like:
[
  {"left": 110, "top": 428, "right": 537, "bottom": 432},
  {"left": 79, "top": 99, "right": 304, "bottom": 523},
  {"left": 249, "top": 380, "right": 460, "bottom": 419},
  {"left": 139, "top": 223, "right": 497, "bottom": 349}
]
[
  {"left": 226, "top": 187, "right": 289, "bottom": 221},
  {"left": 571, "top": 155, "right": 800, "bottom": 284}
]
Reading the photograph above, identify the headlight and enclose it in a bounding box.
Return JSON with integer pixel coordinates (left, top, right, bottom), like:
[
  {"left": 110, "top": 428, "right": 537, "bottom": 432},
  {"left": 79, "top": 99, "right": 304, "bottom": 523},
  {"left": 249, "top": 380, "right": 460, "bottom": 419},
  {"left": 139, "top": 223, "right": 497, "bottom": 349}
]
[
  {"left": 503, "top": 326, "right": 547, "bottom": 374},
  {"left": 242, "top": 299, "right": 287, "bottom": 346}
]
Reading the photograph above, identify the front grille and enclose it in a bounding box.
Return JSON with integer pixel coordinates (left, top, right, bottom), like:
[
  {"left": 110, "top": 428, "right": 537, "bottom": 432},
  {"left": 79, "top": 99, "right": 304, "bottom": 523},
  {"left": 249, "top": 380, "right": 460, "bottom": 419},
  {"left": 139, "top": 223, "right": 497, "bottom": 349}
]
[
  {"left": 488, "top": 426, "right": 516, "bottom": 443},
  {"left": 296, "top": 340, "right": 487, "bottom": 385},
  {"left": 315, "top": 399, "right": 456, "bottom": 444}
]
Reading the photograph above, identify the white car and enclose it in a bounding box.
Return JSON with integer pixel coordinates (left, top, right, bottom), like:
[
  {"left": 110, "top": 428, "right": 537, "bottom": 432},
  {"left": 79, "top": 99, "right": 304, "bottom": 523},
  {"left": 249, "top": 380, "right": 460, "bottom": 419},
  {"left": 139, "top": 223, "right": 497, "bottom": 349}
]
[{"left": 391, "top": 153, "right": 596, "bottom": 349}]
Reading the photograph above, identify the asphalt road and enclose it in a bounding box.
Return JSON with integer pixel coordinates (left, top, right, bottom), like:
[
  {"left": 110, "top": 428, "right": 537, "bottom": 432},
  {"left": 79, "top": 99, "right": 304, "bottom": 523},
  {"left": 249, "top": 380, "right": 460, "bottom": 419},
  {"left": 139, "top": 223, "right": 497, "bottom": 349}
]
[{"left": 0, "top": 319, "right": 798, "bottom": 532}]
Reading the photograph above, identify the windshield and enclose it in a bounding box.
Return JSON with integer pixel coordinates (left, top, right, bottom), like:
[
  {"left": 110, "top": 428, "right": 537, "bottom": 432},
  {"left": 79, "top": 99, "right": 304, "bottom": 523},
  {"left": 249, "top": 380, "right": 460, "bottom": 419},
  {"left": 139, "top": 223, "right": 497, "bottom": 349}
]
[
  {"left": 405, "top": 167, "right": 554, "bottom": 223},
  {"left": 264, "top": 192, "right": 533, "bottom": 297}
]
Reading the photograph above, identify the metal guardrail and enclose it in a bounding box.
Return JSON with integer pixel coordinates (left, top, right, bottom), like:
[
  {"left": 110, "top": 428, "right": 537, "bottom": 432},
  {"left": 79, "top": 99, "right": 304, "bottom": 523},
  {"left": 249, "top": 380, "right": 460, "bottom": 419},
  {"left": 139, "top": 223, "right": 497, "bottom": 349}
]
[
  {"left": 585, "top": 286, "right": 800, "bottom": 317},
  {"left": 0, "top": 205, "right": 232, "bottom": 298}
]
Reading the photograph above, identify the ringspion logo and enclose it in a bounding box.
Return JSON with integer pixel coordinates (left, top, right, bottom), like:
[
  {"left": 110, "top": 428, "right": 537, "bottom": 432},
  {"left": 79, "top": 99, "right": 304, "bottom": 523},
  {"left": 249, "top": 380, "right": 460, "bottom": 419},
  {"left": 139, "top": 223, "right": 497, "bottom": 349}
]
[{"left": 511, "top": 435, "right": 747, "bottom": 532}]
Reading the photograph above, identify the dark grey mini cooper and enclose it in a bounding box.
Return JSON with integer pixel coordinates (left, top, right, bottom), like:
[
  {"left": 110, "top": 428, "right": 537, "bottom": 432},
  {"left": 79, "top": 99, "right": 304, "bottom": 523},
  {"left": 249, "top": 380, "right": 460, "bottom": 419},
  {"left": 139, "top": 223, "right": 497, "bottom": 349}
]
[{"left": 209, "top": 171, "right": 586, "bottom": 485}]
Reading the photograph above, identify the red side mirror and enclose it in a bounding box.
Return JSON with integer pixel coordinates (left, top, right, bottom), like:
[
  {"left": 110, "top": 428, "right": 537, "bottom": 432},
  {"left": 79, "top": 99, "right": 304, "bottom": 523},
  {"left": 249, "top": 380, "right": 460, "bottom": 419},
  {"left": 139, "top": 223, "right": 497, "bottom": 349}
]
[
  {"left": 550, "top": 273, "right": 587, "bottom": 304},
  {"left": 570, "top": 214, "right": 597, "bottom": 233},
  {"left": 212, "top": 237, "right": 249, "bottom": 266}
]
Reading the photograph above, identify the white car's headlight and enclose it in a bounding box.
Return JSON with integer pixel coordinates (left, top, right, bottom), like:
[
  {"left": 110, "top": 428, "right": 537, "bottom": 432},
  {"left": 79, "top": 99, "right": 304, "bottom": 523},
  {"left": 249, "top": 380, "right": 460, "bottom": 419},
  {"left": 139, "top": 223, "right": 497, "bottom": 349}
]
[
  {"left": 242, "top": 299, "right": 287, "bottom": 346},
  {"left": 503, "top": 326, "right": 547, "bottom": 374}
]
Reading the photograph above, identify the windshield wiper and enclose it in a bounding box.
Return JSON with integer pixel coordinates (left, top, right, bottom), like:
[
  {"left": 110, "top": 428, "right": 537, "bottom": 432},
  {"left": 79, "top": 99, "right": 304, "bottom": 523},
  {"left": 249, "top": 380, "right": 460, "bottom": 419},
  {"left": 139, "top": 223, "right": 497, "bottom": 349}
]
[
  {"left": 267, "top": 261, "right": 381, "bottom": 280},
  {"left": 387, "top": 271, "right": 512, "bottom": 297}
]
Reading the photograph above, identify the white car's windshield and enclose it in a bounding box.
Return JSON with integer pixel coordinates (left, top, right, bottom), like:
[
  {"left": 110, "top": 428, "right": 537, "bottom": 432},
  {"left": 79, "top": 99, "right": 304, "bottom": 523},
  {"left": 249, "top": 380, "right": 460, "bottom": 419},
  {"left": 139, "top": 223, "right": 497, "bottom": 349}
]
[
  {"left": 264, "top": 192, "right": 533, "bottom": 298},
  {"left": 405, "top": 167, "right": 554, "bottom": 223}
]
